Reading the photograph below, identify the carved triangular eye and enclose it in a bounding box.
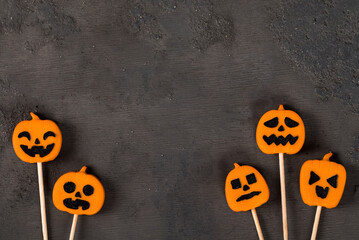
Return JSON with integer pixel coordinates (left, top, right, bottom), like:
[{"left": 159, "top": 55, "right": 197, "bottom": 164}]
[
  {"left": 264, "top": 117, "right": 278, "bottom": 128},
  {"left": 309, "top": 171, "right": 320, "bottom": 185},
  {"left": 327, "top": 175, "right": 338, "bottom": 188}
]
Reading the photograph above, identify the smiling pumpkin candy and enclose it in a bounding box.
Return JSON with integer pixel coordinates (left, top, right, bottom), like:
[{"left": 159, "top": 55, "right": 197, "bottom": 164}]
[
  {"left": 12, "top": 112, "right": 62, "bottom": 163},
  {"left": 300, "top": 153, "right": 346, "bottom": 208},
  {"left": 300, "top": 153, "right": 346, "bottom": 239},
  {"left": 12, "top": 112, "right": 62, "bottom": 239}
]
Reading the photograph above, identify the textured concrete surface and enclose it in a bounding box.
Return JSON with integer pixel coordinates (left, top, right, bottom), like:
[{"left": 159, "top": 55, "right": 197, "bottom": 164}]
[{"left": 0, "top": 0, "right": 358, "bottom": 239}]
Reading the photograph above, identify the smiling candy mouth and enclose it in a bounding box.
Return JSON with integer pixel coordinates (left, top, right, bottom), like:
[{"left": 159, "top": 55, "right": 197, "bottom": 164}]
[
  {"left": 263, "top": 134, "right": 298, "bottom": 146},
  {"left": 236, "top": 191, "right": 261, "bottom": 202},
  {"left": 63, "top": 198, "right": 90, "bottom": 210},
  {"left": 316, "top": 186, "right": 329, "bottom": 199},
  {"left": 20, "top": 143, "right": 55, "bottom": 157}
]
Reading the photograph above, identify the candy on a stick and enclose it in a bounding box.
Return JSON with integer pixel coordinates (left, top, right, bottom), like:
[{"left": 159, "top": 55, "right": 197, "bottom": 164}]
[
  {"left": 53, "top": 166, "right": 105, "bottom": 240},
  {"left": 225, "top": 163, "right": 269, "bottom": 240},
  {"left": 300, "top": 153, "right": 346, "bottom": 240},
  {"left": 12, "top": 112, "right": 62, "bottom": 240},
  {"left": 256, "top": 105, "right": 305, "bottom": 240}
]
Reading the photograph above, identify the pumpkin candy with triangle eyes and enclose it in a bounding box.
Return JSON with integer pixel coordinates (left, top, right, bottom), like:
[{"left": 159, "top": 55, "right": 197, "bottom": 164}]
[
  {"left": 52, "top": 166, "right": 105, "bottom": 215},
  {"left": 225, "top": 163, "right": 270, "bottom": 212},
  {"left": 12, "top": 112, "right": 62, "bottom": 163},
  {"left": 256, "top": 105, "right": 305, "bottom": 155},
  {"left": 300, "top": 153, "right": 346, "bottom": 208}
]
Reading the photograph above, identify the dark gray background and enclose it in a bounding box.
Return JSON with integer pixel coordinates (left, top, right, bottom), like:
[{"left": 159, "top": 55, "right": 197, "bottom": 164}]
[{"left": 0, "top": 0, "right": 358, "bottom": 239}]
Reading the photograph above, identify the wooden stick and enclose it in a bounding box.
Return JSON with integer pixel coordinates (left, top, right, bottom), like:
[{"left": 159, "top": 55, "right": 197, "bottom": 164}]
[
  {"left": 37, "top": 162, "right": 48, "bottom": 240},
  {"left": 311, "top": 206, "right": 322, "bottom": 240},
  {"left": 69, "top": 214, "right": 79, "bottom": 240},
  {"left": 279, "top": 153, "right": 288, "bottom": 240},
  {"left": 251, "top": 208, "right": 264, "bottom": 240}
]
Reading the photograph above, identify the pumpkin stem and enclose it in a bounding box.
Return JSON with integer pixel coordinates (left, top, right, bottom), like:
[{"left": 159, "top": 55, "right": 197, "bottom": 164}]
[
  {"left": 30, "top": 112, "right": 40, "bottom": 120},
  {"left": 233, "top": 163, "right": 240, "bottom": 168},
  {"left": 278, "top": 105, "right": 285, "bottom": 110},
  {"left": 80, "top": 166, "right": 87, "bottom": 173},
  {"left": 322, "top": 152, "right": 333, "bottom": 161}
]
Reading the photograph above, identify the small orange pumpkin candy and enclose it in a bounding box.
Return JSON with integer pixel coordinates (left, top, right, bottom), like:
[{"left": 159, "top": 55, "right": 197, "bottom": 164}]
[
  {"left": 300, "top": 153, "right": 346, "bottom": 209},
  {"left": 12, "top": 112, "right": 62, "bottom": 163},
  {"left": 225, "top": 163, "right": 270, "bottom": 212},
  {"left": 256, "top": 105, "right": 305, "bottom": 155},
  {"left": 52, "top": 166, "right": 105, "bottom": 215}
]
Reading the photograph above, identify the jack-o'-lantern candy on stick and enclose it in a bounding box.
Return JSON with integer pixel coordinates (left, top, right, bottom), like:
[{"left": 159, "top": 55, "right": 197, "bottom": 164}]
[
  {"left": 53, "top": 166, "right": 105, "bottom": 240},
  {"left": 225, "top": 163, "right": 270, "bottom": 240},
  {"left": 12, "top": 112, "right": 62, "bottom": 240},
  {"left": 256, "top": 105, "right": 305, "bottom": 240},
  {"left": 300, "top": 153, "right": 346, "bottom": 240}
]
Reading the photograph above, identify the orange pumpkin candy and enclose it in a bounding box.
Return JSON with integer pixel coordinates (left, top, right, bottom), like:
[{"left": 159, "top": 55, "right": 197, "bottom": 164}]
[
  {"left": 300, "top": 153, "right": 346, "bottom": 208},
  {"left": 225, "top": 163, "right": 269, "bottom": 212},
  {"left": 12, "top": 112, "right": 62, "bottom": 163},
  {"left": 300, "top": 153, "right": 347, "bottom": 208},
  {"left": 53, "top": 166, "right": 105, "bottom": 215},
  {"left": 256, "top": 105, "right": 305, "bottom": 155}
]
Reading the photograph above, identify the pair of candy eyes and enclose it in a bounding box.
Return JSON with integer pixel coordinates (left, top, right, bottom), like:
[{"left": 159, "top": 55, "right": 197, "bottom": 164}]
[
  {"left": 18, "top": 131, "right": 56, "bottom": 141},
  {"left": 64, "top": 182, "right": 94, "bottom": 196},
  {"left": 231, "top": 173, "right": 257, "bottom": 189},
  {"left": 264, "top": 117, "right": 299, "bottom": 128},
  {"left": 309, "top": 171, "right": 338, "bottom": 188}
]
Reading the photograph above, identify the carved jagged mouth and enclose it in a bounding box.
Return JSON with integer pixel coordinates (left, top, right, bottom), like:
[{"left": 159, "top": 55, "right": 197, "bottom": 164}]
[
  {"left": 263, "top": 134, "right": 298, "bottom": 146},
  {"left": 63, "top": 198, "right": 90, "bottom": 210},
  {"left": 236, "top": 191, "right": 261, "bottom": 202},
  {"left": 20, "top": 144, "right": 55, "bottom": 157}
]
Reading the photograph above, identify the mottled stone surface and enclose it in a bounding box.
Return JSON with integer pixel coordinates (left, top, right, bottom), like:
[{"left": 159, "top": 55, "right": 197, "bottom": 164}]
[{"left": 0, "top": 0, "right": 358, "bottom": 239}]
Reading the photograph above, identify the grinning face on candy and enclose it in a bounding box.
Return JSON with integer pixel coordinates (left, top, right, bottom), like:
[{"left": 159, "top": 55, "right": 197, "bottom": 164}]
[
  {"left": 12, "top": 113, "right": 62, "bottom": 163},
  {"left": 300, "top": 153, "right": 346, "bottom": 208},
  {"left": 225, "top": 163, "right": 269, "bottom": 212},
  {"left": 52, "top": 166, "right": 105, "bottom": 215},
  {"left": 256, "top": 105, "right": 305, "bottom": 155}
]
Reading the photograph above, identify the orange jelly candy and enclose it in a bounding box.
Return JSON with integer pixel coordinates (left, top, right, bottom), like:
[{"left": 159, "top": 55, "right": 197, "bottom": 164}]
[
  {"left": 256, "top": 105, "right": 305, "bottom": 155},
  {"left": 225, "top": 163, "right": 269, "bottom": 212},
  {"left": 12, "top": 112, "right": 62, "bottom": 163},
  {"left": 53, "top": 166, "right": 105, "bottom": 215},
  {"left": 300, "top": 153, "right": 346, "bottom": 209}
]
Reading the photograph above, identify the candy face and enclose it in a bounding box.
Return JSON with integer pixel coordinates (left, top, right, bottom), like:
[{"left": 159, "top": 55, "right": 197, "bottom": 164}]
[
  {"left": 225, "top": 164, "right": 269, "bottom": 212},
  {"left": 12, "top": 113, "right": 62, "bottom": 163},
  {"left": 300, "top": 153, "right": 346, "bottom": 208},
  {"left": 256, "top": 105, "right": 305, "bottom": 155},
  {"left": 52, "top": 166, "right": 105, "bottom": 215}
]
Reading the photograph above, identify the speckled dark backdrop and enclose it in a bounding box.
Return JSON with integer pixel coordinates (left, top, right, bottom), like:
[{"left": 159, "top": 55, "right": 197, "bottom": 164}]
[{"left": 0, "top": 0, "right": 358, "bottom": 239}]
